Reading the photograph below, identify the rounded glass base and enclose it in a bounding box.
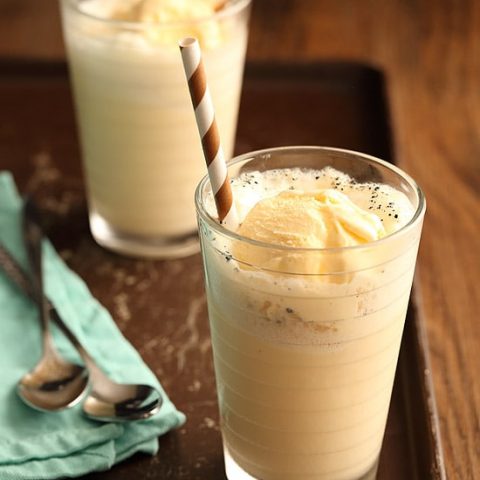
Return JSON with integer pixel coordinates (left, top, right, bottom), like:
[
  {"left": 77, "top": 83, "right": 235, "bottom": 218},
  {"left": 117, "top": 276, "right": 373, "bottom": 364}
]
[
  {"left": 224, "top": 444, "right": 380, "bottom": 480},
  {"left": 89, "top": 212, "right": 200, "bottom": 259}
]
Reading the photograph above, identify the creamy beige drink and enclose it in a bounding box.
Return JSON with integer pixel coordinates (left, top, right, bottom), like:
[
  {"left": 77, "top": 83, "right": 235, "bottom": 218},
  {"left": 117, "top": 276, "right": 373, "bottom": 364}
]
[
  {"left": 196, "top": 147, "right": 425, "bottom": 480},
  {"left": 61, "top": 0, "right": 251, "bottom": 257}
]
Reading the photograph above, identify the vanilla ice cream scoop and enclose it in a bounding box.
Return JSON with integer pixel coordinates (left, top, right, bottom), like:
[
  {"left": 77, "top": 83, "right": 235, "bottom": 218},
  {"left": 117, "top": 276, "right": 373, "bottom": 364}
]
[
  {"left": 234, "top": 189, "right": 386, "bottom": 274},
  {"left": 238, "top": 189, "right": 386, "bottom": 248},
  {"left": 81, "top": 0, "right": 225, "bottom": 47},
  {"left": 109, "top": 0, "right": 222, "bottom": 21},
  {"left": 137, "top": 0, "right": 220, "bottom": 22}
]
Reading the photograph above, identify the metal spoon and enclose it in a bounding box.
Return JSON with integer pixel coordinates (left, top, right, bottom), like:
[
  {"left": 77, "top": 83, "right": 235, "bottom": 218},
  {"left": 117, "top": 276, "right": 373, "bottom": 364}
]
[
  {"left": 22, "top": 199, "right": 162, "bottom": 421},
  {"left": 16, "top": 199, "right": 89, "bottom": 411}
]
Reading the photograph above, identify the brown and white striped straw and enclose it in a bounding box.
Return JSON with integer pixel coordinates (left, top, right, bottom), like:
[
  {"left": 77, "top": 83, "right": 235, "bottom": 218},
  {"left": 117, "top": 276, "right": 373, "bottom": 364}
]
[{"left": 179, "top": 37, "right": 239, "bottom": 229}]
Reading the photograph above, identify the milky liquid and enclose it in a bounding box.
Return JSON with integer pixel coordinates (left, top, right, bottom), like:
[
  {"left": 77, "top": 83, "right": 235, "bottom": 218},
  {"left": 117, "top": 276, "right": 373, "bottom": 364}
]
[
  {"left": 61, "top": 3, "right": 248, "bottom": 242},
  {"left": 201, "top": 167, "right": 422, "bottom": 480}
]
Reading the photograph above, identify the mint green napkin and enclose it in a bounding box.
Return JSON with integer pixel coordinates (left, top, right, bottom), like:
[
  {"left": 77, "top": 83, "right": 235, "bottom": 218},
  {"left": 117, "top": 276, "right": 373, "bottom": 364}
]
[{"left": 0, "top": 172, "right": 185, "bottom": 479}]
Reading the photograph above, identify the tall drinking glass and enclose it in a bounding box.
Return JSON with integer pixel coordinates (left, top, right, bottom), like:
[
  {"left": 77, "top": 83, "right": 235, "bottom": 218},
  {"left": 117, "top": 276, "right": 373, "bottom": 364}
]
[
  {"left": 60, "top": 0, "right": 251, "bottom": 258},
  {"left": 195, "top": 147, "right": 425, "bottom": 480}
]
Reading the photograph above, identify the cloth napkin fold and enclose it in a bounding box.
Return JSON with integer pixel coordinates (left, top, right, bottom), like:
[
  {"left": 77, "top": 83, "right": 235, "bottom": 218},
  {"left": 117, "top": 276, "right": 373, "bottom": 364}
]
[{"left": 0, "top": 172, "right": 185, "bottom": 480}]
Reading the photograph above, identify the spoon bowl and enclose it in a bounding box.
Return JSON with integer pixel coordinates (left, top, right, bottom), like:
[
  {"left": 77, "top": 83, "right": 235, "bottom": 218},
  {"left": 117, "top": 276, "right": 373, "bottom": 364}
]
[
  {"left": 82, "top": 382, "right": 161, "bottom": 422},
  {"left": 17, "top": 354, "right": 88, "bottom": 411},
  {"left": 46, "top": 293, "right": 163, "bottom": 421}
]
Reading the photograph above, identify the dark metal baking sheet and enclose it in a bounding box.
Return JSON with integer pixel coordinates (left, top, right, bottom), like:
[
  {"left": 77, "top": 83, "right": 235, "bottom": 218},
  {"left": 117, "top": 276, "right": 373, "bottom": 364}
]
[{"left": 0, "top": 60, "right": 445, "bottom": 479}]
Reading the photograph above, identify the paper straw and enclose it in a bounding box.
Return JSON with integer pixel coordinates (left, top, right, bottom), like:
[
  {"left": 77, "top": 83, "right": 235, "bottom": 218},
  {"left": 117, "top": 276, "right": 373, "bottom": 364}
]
[{"left": 179, "top": 37, "right": 239, "bottom": 229}]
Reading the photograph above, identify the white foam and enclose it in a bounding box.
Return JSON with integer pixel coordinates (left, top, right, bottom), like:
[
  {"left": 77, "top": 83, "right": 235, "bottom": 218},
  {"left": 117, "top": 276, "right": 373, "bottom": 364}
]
[{"left": 206, "top": 166, "right": 414, "bottom": 235}]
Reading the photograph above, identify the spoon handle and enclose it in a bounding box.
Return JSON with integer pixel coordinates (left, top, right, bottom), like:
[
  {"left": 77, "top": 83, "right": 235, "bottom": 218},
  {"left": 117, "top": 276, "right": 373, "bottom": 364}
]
[
  {"left": 0, "top": 244, "right": 32, "bottom": 296},
  {"left": 0, "top": 241, "right": 99, "bottom": 376},
  {"left": 23, "top": 198, "right": 51, "bottom": 350}
]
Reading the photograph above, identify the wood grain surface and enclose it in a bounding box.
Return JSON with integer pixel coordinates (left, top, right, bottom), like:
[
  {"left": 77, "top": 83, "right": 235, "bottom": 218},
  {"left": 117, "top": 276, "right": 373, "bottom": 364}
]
[{"left": 0, "top": 1, "right": 479, "bottom": 478}]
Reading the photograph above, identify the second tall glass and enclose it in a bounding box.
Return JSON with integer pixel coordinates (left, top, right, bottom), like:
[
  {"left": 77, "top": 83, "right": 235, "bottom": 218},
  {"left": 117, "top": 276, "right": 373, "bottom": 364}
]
[{"left": 61, "top": 0, "right": 251, "bottom": 258}]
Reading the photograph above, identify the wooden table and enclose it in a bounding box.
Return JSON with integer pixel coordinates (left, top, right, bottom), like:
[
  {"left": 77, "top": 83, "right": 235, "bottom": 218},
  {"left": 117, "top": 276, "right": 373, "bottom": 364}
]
[{"left": 0, "top": 1, "right": 479, "bottom": 478}]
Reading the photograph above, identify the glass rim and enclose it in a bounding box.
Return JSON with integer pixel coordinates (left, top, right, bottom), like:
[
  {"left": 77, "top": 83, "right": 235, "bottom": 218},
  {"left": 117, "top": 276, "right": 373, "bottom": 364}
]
[
  {"left": 195, "top": 146, "right": 426, "bottom": 254},
  {"left": 61, "top": 0, "right": 252, "bottom": 29}
]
